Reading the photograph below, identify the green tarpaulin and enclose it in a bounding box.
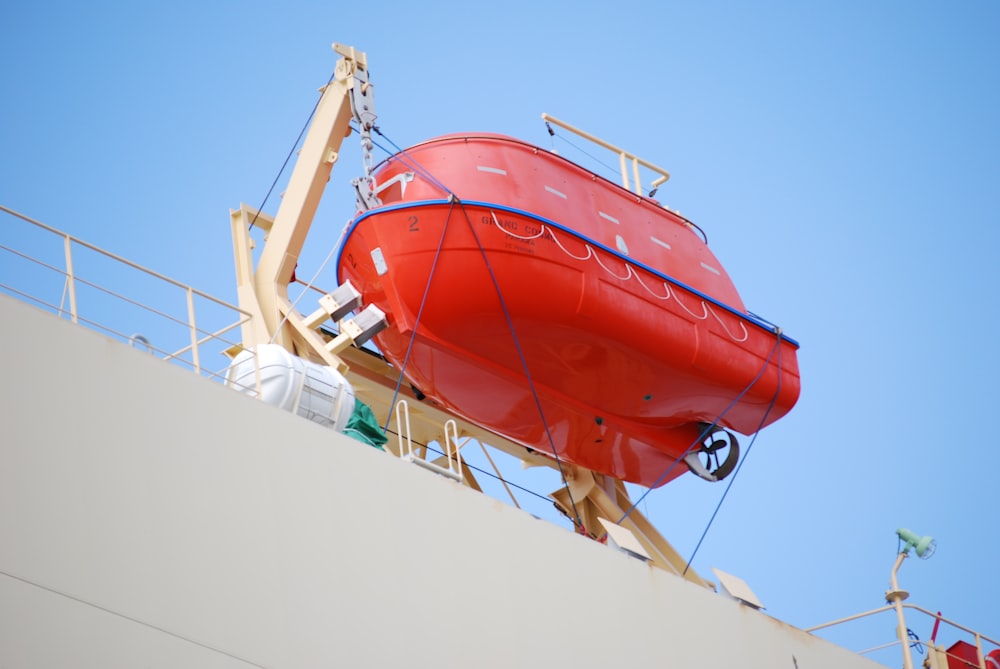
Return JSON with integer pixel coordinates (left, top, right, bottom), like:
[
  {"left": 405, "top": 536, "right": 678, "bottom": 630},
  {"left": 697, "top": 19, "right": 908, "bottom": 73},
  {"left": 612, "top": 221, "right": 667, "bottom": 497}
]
[{"left": 342, "top": 400, "right": 387, "bottom": 450}]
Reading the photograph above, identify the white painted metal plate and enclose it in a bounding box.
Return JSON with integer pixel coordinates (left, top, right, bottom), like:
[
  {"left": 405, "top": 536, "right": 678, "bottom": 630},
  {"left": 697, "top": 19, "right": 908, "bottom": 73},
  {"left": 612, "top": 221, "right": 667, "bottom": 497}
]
[
  {"left": 371, "top": 247, "right": 388, "bottom": 275},
  {"left": 712, "top": 567, "right": 765, "bottom": 610},
  {"left": 598, "top": 518, "right": 651, "bottom": 561}
]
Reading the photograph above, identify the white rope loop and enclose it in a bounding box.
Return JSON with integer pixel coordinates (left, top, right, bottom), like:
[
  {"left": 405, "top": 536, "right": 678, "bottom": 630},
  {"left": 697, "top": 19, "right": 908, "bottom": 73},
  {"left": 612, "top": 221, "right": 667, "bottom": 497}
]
[{"left": 488, "top": 207, "right": 750, "bottom": 343}]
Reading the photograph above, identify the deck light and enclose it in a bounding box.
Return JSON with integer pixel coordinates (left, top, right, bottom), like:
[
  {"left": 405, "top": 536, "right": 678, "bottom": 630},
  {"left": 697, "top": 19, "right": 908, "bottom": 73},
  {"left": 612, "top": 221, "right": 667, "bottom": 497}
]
[{"left": 896, "top": 528, "right": 936, "bottom": 559}]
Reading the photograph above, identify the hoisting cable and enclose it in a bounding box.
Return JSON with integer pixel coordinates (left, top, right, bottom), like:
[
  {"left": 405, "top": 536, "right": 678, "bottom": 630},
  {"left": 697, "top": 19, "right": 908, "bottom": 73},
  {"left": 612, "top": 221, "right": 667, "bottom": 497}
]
[
  {"left": 271, "top": 122, "right": 450, "bottom": 346},
  {"left": 248, "top": 69, "right": 338, "bottom": 232},
  {"left": 380, "top": 196, "right": 459, "bottom": 433},
  {"left": 615, "top": 328, "right": 785, "bottom": 525},
  {"left": 456, "top": 201, "right": 585, "bottom": 534},
  {"left": 371, "top": 127, "right": 454, "bottom": 197},
  {"left": 682, "top": 332, "right": 784, "bottom": 576}
]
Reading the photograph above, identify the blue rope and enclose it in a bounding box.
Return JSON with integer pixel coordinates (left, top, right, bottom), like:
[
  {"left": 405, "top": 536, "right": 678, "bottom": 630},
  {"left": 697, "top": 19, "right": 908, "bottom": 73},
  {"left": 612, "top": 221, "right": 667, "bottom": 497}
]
[
  {"left": 682, "top": 335, "right": 784, "bottom": 575},
  {"left": 348, "top": 199, "right": 797, "bottom": 346},
  {"left": 370, "top": 128, "right": 454, "bottom": 197},
  {"left": 616, "top": 329, "right": 785, "bottom": 525},
  {"left": 455, "top": 201, "right": 585, "bottom": 532},
  {"left": 250, "top": 69, "right": 337, "bottom": 232},
  {"left": 381, "top": 197, "right": 458, "bottom": 433}
]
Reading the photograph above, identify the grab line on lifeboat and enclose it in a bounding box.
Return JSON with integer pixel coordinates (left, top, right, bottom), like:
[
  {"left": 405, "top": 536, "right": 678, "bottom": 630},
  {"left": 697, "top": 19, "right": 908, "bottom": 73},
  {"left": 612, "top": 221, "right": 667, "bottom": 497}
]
[
  {"left": 486, "top": 210, "right": 752, "bottom": 344},
  {"left": 590, "top": 245, "right": 633, "bottom": 281},
  {"left": 547, "top": 225, "right": 595, "bottom": 261},
  {"left": 364, "top": 133, "right": 768, "bottom": 347},
  {"left": 337, "top": 199, "right": 799, "bottom": 347}
]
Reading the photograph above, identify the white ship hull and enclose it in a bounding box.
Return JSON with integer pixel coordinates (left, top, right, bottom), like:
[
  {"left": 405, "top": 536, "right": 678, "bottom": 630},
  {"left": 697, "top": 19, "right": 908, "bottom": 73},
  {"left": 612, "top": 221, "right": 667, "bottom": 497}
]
[{"left": 0, "top": 294, "right": 884, "bottom": 668}]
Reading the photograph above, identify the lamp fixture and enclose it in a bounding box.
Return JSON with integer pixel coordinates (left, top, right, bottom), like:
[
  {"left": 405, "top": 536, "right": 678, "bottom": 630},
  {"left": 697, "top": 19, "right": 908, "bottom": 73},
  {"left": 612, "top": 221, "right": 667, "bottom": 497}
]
[{"left": 896, "top": 528, "right": 936, "bottom": 560}]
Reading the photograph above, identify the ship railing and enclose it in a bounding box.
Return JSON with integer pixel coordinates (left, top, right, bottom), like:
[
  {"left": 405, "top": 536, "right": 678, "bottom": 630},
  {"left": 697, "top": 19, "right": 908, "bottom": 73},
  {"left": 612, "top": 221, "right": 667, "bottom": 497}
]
[
  {"left": 393, "top": 399, "right": 463, "bottom": 482},
  {"left": 0, "top": 204, "right": 261, "bottom": 394},
  {"left": 806, "top": 603, "right": 999, "bottom": 669},
  {"left": 542, "top": 113, "right": 672, "bottom": 197}
]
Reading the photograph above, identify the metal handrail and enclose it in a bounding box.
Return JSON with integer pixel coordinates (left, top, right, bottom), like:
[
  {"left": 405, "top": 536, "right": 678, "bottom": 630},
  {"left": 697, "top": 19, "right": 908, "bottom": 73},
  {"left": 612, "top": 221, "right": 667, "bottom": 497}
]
[
  {"left": 0, "top": 203, "right": 259, "bottom": 392},
  {"left": 807, "top": 603, "right": 999, "bottom": 669},
  {"left": 1, "top": 205, "right": 246, "bottom": 314},
  {"left": 394, "top": 399, "right": 463, "bottom": 482},
  {"left": 541, "top": 113, "right": 672, "bottom": 196}
]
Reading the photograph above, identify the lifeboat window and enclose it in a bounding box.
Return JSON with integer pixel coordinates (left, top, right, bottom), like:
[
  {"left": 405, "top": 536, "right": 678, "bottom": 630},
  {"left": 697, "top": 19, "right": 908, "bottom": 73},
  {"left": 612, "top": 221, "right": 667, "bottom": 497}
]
[{"left": 615, "top": 235, "right": 629, "bottom": 254}]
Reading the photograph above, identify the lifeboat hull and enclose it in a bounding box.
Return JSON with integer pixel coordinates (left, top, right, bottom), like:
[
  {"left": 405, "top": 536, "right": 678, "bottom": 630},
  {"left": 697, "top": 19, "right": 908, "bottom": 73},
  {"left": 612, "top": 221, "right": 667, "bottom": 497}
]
[{"left": 337, "top": 134, "right": 800, "bottom": 487}]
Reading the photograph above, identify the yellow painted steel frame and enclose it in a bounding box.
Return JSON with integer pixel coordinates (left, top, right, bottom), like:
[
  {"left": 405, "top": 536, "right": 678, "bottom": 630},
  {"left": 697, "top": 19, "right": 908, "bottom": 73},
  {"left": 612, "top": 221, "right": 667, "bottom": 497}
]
[
  {"left": 231, "top": 43, "right": 365, "bottom": 366},
  {"left": 229, "top": 43, "right": 711, "bottom": 588}
]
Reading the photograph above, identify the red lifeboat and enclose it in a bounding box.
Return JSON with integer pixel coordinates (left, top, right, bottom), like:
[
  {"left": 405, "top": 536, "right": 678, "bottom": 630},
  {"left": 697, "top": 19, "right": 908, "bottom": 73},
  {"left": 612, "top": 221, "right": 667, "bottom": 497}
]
[{"left": 336, "top": 133, "right": 800, "bottom": 487}]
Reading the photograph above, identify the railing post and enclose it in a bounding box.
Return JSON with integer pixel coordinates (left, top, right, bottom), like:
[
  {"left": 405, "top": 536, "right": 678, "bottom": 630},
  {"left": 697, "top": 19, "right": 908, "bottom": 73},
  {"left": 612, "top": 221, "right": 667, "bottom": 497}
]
[
  {"left": 395, "top": 399, "right": 413, "bottom": 458},
  {"left": 62, "top": 234, "right": 78, "bottom": 323},
  {"left": 186, "top": 287, "right": 200, "bottom": 374},
  {"left": 541, "top": 113, "right": 671, "bottom": 196},
  {"left": 887, "top": 552, "right": 915, "bottom": 669},
  {"left": 444, "top": 419, "right": 463, "bottom": 479},
  {"left": 2, "top": 204, "right": 258, "bottom": 386}
]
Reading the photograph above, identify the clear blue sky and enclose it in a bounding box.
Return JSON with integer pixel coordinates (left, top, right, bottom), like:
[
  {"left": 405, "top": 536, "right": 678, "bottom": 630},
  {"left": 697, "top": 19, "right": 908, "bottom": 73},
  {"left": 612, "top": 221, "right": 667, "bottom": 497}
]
[{"left": 2, "top": 1, "right": 998, "bottom": 662}]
